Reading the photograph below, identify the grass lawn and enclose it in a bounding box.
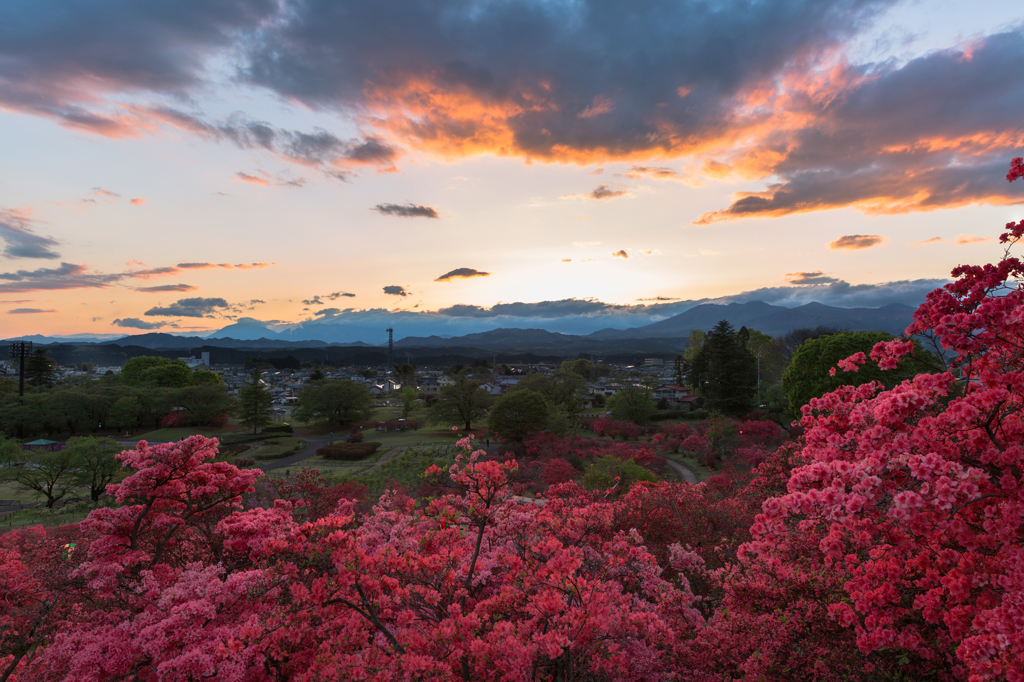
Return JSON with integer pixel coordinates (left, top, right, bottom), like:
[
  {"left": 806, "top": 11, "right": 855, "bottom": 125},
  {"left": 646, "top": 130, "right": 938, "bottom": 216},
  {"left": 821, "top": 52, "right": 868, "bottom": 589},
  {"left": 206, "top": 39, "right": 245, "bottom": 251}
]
[
  {"left": 246, "top": 436, "right": 306, "bottom": 460},
  {"left": 134, "top": 425, "right": 244, "bottom": 442},
  {"left": 0, "top": 479, "right": 90, "bottom": 504}
]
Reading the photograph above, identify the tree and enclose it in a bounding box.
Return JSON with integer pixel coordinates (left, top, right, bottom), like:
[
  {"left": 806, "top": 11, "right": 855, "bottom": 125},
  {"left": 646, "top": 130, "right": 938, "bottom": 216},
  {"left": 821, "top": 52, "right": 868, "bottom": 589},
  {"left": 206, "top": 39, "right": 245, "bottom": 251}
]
[
  {"left": 4, "top": 447, "right": 79, "bottom": 508},
  {"left": 399, "top": 385, "right": 418, "bottom": 419},
  {"left": 0, "top": 434, "right": 20, "bottom": 469},
  {"left": 509, "top": 370, "right": 588, "bottom": 417},
  {"left": 673, "top": 354, "right": 684, "bottom": 385},
  {"left": 176, "top": 383, "right": 233, "bottom": 426},
  {"left": 293, "top": 379, "right": 372, "bottom": 426},
  {"left": 780, "top": 330, "right": 932, "bottom": 413},
  {"left": 428, "top": 376, "right": 492, "bottom": 430},
  {"left": 120, "top": 356, "right": 194, "bottom": 388},
  {"left": 683, "top": 329, "right": 705, "bottom": 362},
  {"left": 688, "top": 320, "right": 757, "bottom": 415},
  {"left": 65, "top": 436, "right": 122, "bottom": 501},
  {"left": 487, "top": 389, "right": 549, "bottom": 441},
  {"left": 392, "top": 362, "right": 416, "bottom": 390},
  {"left": 25, "top": 349, "right": 56, "bottom": 389},
  {"left": 235, "top": 369, "right": 273, "bottom": 434},
  {"left": 748, "top": 193, "right": 1024, "bottom": 678},
  {"left": 107, "top": 395, "right": 142, "bottom": 433},
  {"left": 607, "top": 386, "right": 656, "bottom": 424}
]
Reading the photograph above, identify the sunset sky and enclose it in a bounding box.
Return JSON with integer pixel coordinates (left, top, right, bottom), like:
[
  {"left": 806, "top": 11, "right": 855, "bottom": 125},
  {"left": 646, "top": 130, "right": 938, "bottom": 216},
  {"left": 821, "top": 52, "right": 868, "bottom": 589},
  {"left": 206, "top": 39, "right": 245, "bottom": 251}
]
[{"left": 2, "top": 0, "right": 1023, "bottom": 340}]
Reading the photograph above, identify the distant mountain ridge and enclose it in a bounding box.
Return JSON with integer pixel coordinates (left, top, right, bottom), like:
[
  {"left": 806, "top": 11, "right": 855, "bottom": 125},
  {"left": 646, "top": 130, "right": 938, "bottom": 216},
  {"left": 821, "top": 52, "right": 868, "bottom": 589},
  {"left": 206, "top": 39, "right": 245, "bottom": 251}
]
[{"left": 7, "top": 300, "right": 917, "bottom": 351}]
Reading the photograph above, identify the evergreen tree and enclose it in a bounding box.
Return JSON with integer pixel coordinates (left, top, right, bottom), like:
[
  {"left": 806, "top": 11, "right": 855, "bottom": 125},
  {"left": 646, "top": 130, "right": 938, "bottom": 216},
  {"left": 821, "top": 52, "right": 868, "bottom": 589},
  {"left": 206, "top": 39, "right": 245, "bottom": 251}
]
[
  {"left": 26, "top": 348, "right": 57, "bottom": 388},
  {"left": 235, "top": 369, "right": 274, "bottom": 434},
  {"left": 688, "top": 320, "right": 757, "bottom": 415}
]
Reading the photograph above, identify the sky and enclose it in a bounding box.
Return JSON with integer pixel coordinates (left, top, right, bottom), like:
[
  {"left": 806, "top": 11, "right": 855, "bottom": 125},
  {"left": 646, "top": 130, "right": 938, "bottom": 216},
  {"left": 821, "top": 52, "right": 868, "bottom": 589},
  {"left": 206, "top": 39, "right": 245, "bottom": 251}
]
[{"left": 1, "top": 0, "right": 1023, "bottom": 341}]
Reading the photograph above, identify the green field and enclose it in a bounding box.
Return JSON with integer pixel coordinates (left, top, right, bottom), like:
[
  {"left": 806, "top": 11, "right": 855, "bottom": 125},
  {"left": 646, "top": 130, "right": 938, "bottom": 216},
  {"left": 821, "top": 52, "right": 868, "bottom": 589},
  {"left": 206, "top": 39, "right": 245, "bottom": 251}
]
[{"left": 350, "top": 443, "right": 461, "bottom": 496}]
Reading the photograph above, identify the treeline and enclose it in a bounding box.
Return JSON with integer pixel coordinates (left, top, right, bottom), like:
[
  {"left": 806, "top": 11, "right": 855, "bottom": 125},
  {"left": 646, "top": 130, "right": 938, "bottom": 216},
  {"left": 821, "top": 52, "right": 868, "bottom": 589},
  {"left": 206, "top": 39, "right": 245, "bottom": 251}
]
[{"left": 0, "top": 356, "right": 232, "bottom": 439}]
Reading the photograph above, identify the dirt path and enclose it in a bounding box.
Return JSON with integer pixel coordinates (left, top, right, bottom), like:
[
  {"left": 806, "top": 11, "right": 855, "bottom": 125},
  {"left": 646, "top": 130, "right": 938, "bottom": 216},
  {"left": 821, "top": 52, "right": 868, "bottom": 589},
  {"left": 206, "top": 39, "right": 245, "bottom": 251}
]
[{"left": 663, "top": 457, "right": 699, "bottom": 484}]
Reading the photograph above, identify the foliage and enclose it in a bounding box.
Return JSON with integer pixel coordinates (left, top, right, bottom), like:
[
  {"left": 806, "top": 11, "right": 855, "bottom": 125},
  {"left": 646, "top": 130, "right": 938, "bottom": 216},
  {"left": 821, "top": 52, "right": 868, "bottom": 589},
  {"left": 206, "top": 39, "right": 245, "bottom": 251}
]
[
  {"left": 316, "top": 442, "right": 382, "bottom": 460},
  {"left": 606, "top": 386, "right": 656, "bottom": 424},
  {"left": 293, "top": 379, "right": 373, "bottom": 426},
  {"left": 399, "top": 385, "right": 418, "bottom": 419},
  {"left": 509, "top": 370, "right": 588, "bottom": 417},
  {"left": 64, "top": 436, "right": 122, "bottom": 501},
  {"left": 582, "top": 454, "right": 657, "bottom": 494},
  {"left": 427, "top": 376, "right": 492, "bottom": 430},
  {"left": 780, "top": 330, "right": 932, "bottom": 413},
  {"left": 235, "top": 369, "right": 273, "bottom": 434},
  {"left": 745, "top": 212, "right": 1024, "bottom": 679},
  {"left": 487, "top": 388, "right": 549, "bottom": 441},
  {"left": 120, "top": 356, "right": 195, "bottom": 388},
  {"left": 688, "top": 320, "right": 758, "bottom": 415}
]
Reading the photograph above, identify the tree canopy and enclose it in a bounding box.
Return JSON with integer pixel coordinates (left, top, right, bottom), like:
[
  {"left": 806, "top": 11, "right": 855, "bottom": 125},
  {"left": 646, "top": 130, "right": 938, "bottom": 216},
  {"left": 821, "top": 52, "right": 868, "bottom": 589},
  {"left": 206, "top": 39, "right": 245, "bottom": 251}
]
[
  {"left": 428, "top": 376, "right": 492, "bottom": 431},
  {"left": 487, "top": 389, "right": 549, "bottom": 441},
  {"left": 293, "top": 379, "right": 373, "bottom": 426},
  {"left": 781, "top": 330, "right": 934, "bottom": 413}
]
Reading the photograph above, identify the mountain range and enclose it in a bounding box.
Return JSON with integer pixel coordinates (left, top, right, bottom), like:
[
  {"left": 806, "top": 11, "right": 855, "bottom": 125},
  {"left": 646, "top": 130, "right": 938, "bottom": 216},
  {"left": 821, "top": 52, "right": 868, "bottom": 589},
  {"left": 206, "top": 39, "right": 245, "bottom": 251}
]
[{"left": 8, "top": 300, "right": 917, "bottom": 353}]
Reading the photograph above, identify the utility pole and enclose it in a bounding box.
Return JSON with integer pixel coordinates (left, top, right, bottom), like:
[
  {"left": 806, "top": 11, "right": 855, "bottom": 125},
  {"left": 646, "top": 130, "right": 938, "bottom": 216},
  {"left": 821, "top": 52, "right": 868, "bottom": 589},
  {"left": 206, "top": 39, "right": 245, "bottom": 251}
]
[
  {"left": 386, "top": 328, "right": 393, "bottom": 373},
  {"left": 8, "top": 340, "right": 32, "bottom": 397}
]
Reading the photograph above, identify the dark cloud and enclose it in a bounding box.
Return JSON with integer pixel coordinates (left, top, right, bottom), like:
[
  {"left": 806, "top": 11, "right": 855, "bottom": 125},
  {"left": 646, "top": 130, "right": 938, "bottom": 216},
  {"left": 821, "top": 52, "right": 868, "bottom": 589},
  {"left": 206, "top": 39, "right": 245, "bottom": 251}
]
[
  {"left": 314, "top": 308, "right": 341, "bottom": 317},
  {"left": 694, "top": 32, "right": 1024, "bottom": 223},
  {"left": 0, "top": 209, "right": 61, "bottom": 259},
  {"left": 8, "top": 308, "right": 55, "bottom": 314},
  {"left": 4, "top": 0, "right": 1023, "bottom": 219},
  {"left": 305, "top": 291, "right": 354, "bottom": 305},
  {"left": 636, "top": 296, "right": 680, "bottom": 301},
  {"left": 435, "top": 268, "right": 490, "bottom": 282},
  {"left": 136, "top": 284, "right": 198, "bottom": 293},
  {"left": 383, "top": 285, "right": 409, "bottom": 297},
  {"left": 829, "top": 235, "right": 886, "bottom": 251},
  {"left": 565, "top": 184, "right": 631, "bottom": 200},
  {"left": 372, "top": 203, "right": 439, "bottom": 218},
  {"left": 144, "top": 297, "right": 230, "bottom": 317},
  {"left": 112, "top": 317, "right": 166, "bottom": 329},
  {"left": 611, "top": 250, "right": 629, "bottom": 258},
  {"left": 718, "top": 278, "right": 947, "bottom": 309},
  {"left": 785, "top": 271, "right": 841, "bottom": 285}
]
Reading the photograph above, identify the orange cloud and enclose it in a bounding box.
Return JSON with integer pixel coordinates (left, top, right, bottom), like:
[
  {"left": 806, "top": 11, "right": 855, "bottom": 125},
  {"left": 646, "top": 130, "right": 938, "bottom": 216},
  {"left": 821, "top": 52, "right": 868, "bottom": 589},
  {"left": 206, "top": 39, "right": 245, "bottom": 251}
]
[
  {"left": 577, "top": 94, "right": 615, "bottom": 119},
  {"left": 234, "top": 172, "right": 272, "bottom": 186},
  {"left": 913, "top": 236, "right": 947, "bottom": 247},
  {"left": 611, "top": 249, "right": 629, "bottom": 258},
  {"left": 130, "top": 197, "right": 147, "bottom": 206},
  {"left": 955, "top": 233, "right": 993, "bottom": 244},
  {"left": 829, "top": 235, "right": 887, "bottom": 251}
]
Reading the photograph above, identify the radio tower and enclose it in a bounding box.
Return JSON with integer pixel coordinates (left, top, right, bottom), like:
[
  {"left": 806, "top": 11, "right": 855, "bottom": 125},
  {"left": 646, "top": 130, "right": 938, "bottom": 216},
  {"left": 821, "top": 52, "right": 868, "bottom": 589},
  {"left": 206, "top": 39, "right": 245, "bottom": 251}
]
[{"left": 386, "top": 328, "right": 393, "bottom": 372}]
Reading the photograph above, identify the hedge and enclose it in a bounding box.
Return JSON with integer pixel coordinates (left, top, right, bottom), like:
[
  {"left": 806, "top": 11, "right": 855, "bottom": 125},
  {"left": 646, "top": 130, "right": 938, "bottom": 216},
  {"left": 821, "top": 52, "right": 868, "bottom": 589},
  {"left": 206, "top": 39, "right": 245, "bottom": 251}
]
[{"left": 317, "top": 442, "right": 383, "bottom": 461}]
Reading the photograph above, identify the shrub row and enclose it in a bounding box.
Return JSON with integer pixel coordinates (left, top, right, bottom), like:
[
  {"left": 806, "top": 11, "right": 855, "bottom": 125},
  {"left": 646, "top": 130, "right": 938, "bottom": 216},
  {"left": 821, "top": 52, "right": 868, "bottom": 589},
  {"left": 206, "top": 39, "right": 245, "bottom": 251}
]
[{"left": 317, "top": 442, "right": 383, "bottom": 461}]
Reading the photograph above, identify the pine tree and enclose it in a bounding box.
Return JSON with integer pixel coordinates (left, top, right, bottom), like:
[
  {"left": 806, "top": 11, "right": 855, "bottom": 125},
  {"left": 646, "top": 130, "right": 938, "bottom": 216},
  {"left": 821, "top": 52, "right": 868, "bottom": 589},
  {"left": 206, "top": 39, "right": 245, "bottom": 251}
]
[
  {"left": 236, "top": 369, "right": 274, "bottom": 434},
  {"left": 26, "top": 348, "right": 57, "bottom": 388},
  {"left": 687, "top": 320, "right": 757, "bottom": 415}
]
